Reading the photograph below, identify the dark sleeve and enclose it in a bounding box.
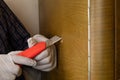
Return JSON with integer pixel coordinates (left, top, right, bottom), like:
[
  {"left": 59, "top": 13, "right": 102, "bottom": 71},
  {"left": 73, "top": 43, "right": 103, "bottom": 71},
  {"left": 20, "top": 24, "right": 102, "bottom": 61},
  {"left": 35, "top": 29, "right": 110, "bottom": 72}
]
[
  {"left": 0, "top": 0, "right": 31, "bottom": 50},
  {"left": 0, "top": 1, "right": 30, "bottom": 80}
]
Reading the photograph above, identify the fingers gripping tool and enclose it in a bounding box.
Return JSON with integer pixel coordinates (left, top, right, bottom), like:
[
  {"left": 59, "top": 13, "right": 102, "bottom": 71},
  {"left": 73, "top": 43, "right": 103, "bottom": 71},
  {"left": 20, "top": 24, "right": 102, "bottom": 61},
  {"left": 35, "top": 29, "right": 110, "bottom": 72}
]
[{"left": 18, "top": 36, "right": 61, "bottom": 59}]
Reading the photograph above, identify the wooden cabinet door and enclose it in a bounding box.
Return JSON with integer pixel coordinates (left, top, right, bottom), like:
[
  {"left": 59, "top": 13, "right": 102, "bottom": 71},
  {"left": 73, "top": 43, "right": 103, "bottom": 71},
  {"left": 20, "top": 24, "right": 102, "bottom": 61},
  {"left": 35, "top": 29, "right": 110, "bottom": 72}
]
[
  {"left": 91, "top": 0, "right": 115, "bottom": 80},
  {"left": 39, "top": 0, "right": 116, "bottom": 80},
  {"left": 39, "top": 0, "right": 88, "bottom": 80},
  {"left": 115, "top": 0, "right": 120, "bottom": 79}
]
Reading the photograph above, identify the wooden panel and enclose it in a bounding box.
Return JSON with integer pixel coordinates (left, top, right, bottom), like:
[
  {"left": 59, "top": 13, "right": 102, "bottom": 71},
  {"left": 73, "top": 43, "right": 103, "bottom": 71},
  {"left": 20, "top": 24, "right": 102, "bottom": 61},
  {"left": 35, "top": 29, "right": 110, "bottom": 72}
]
[
  {"left": 39, "top": 0, "right": 88, "bottom": 80},
  {"left": 91, "top": 0, "right": 115, "bottom": 80},
  {"left": 115, "top": 0, "right": 120, "bottom": 79}
]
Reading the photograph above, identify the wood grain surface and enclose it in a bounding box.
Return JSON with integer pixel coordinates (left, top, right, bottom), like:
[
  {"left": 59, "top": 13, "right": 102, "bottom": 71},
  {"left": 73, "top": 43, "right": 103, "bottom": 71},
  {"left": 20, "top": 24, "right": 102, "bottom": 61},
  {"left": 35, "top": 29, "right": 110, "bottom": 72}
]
[
  {"left": 39, "top": 0, "right": 88, "bottom": 80},
  {"left": 115, "top": 0, "right": 120, "bottom": 79},
  {"left": 91, "top": 0, "right": 115, "bottom": 80}
]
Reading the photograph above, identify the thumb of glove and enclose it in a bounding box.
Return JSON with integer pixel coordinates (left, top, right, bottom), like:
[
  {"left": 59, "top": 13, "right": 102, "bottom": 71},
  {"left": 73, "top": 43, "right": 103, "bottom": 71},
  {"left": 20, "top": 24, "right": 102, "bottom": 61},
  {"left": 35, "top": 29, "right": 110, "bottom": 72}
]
[{"left": 27, "top": 38, "right": 38, "bottom": 48}]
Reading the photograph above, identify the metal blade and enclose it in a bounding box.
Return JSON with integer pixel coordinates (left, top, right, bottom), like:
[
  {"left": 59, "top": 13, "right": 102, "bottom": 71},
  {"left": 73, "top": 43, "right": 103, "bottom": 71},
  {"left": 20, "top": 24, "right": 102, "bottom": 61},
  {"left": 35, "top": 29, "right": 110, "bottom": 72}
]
[{"left": 46, "top": 36, "right": 62, "bottom": 47}]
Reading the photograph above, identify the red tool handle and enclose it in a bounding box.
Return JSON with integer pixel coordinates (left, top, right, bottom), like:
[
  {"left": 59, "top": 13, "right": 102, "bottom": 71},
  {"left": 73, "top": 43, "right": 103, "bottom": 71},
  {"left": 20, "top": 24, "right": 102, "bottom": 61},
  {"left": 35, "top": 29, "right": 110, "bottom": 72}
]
[{"left": 18, "top": 42, "right": 46, "bottom": 58}]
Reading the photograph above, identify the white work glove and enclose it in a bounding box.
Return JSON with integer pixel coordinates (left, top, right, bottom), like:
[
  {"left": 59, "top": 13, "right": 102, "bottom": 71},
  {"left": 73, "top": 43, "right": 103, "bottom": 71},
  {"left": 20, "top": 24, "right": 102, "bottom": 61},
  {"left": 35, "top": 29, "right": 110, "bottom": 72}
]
[
  {"left": 27, "top": 34, "right": 57, "bottom": 71},
  {"left": 0, "top": 51, "right": 36, "bottom": 80}
]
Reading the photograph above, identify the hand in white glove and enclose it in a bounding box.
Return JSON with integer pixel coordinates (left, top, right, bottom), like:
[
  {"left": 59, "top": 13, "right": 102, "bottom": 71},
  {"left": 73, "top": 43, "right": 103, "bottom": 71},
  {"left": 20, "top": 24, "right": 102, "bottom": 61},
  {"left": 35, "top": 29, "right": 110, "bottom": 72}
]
[
  {"left": 0, "top": 51, "right": 36, "bottom": 80},
  {"left": 27, "top": 34, "right": 57, "bottom": 71}
]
